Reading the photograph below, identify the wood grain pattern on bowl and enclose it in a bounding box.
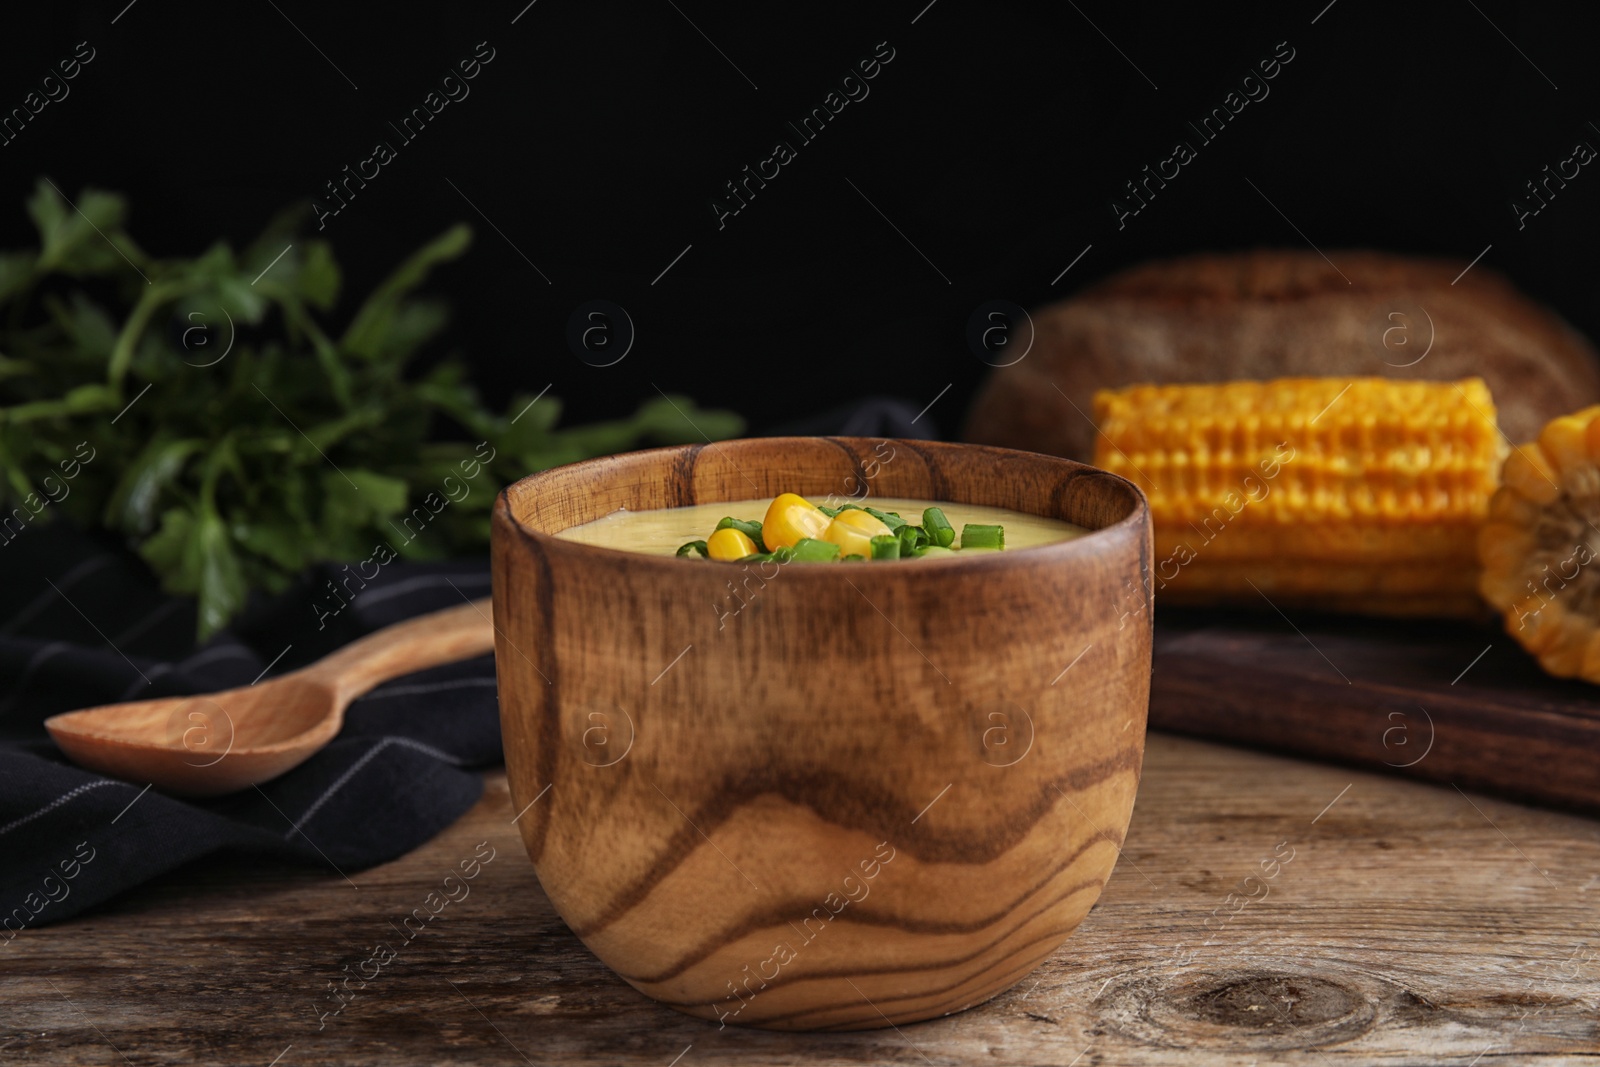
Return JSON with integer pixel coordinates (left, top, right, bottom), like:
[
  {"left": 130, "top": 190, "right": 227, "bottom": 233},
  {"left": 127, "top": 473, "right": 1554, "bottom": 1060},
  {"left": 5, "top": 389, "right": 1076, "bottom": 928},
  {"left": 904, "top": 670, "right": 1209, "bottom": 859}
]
[{"left": 490, "top": 437, "right": 1153, "bottom": 1030}]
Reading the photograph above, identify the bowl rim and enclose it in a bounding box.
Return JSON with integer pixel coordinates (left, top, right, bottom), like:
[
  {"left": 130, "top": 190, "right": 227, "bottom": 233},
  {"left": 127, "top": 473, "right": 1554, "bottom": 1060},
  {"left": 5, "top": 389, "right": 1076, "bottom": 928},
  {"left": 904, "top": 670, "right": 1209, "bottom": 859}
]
[{"left": 494, "top": 436, "right": 1149, "bottom": 578}]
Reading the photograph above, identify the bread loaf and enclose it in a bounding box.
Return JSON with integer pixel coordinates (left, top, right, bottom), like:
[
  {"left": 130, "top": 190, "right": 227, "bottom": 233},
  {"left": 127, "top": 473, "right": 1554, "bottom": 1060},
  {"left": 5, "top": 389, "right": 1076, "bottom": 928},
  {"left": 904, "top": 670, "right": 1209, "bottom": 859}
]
[{"left": 964, "top": 250, "right": 1600, "bottom": 460}]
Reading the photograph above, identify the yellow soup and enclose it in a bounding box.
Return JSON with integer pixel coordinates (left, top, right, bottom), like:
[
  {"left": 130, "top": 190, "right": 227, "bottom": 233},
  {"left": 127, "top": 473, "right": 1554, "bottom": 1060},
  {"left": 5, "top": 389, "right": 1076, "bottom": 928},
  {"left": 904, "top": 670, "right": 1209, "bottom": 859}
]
[{"left": 557, "top": 497, "right": 1086, "bottom": 557}]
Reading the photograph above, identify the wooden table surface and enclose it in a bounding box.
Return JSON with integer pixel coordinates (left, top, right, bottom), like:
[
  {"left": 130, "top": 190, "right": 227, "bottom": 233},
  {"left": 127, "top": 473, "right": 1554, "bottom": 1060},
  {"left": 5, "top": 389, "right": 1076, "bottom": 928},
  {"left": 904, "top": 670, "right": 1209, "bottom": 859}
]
[{"left": 6, "top": 733, "right": 1599, "bottom": 1065}]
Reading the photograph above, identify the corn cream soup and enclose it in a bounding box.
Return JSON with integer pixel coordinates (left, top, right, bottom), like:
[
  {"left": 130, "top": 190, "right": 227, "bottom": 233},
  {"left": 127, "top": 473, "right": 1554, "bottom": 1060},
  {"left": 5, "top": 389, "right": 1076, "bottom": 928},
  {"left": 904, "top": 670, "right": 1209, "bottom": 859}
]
[{"left": 557, "top": 497, "right": 1085, "bottom": 559}]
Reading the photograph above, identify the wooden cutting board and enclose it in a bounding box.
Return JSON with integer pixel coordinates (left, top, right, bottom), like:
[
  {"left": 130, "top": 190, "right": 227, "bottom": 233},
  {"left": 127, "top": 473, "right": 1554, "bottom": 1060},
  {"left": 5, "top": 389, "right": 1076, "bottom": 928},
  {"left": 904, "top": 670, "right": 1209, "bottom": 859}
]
[{"left": 1148, "top": 608, "right": 1600, "bottom": 814}]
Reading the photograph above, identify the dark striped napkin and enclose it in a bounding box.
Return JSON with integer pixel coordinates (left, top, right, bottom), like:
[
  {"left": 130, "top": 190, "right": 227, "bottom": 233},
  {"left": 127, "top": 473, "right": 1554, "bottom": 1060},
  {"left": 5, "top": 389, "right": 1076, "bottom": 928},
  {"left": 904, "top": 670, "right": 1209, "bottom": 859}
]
[{"left": 0, "top": 523, "right": 499, "bottom": 932}]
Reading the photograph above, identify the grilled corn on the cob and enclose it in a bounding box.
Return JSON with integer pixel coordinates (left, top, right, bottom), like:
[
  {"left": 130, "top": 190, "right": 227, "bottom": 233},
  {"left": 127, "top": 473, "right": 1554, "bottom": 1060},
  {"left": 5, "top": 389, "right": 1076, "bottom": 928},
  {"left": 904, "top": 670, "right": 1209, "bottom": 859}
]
[
  {"left": 1093, "top": 377, "right": 1506, "bottom": 617},
  {"left": 1478, "top": 405, "right": 1600, "bottom": 680}
]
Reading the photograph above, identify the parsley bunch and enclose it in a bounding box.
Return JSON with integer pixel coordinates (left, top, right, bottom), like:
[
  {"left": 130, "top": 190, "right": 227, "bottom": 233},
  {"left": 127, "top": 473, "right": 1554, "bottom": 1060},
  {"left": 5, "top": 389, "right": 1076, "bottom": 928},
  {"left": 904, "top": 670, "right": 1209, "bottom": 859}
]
[{"left": 0, "top": 180, "right": 742, "bottom": 638}]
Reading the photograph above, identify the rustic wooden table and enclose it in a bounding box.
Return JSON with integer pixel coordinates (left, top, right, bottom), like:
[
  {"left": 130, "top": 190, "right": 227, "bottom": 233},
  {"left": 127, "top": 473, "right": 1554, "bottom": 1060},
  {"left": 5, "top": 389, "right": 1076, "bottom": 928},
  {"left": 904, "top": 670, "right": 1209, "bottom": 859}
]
[{"left": 6, "top": 734, "right": 1598, "bottom": 1065}]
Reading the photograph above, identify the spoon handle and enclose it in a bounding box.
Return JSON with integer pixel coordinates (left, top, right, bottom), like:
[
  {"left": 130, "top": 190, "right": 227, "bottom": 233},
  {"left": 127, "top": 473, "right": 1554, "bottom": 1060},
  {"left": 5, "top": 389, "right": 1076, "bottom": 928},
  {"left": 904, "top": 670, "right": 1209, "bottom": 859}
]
[{"left": 296, "top": 598, "right": 496, "bottom": 704}]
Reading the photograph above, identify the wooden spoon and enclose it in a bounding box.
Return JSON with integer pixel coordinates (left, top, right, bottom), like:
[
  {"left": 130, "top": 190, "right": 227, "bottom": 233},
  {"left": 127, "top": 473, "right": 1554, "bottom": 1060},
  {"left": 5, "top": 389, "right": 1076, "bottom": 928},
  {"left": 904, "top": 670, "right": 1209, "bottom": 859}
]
[{"left": 44, "top": 598, "right": 496, "bottom": 797}]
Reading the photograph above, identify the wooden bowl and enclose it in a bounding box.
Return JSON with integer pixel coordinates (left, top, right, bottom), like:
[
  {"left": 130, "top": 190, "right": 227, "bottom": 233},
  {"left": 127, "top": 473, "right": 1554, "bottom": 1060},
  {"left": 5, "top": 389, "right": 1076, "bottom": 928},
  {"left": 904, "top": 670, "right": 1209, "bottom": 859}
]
[{"left": 491, "top": 437, "right": 1152, "bottom": 1030}]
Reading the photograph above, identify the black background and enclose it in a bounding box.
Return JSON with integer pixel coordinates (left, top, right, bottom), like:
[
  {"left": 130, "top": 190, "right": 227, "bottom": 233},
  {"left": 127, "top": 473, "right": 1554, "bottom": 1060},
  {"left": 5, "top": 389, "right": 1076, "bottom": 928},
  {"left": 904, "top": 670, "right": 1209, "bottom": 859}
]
[{"left": 4, "top": 1, "right": 1597, "bottom": 435}]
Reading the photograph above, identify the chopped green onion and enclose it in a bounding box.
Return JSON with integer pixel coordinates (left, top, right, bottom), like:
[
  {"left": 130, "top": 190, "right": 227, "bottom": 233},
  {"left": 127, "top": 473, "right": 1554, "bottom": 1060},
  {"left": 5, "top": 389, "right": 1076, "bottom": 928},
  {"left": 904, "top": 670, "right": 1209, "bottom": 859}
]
[
  {"left": 835, "top": 503, "right": 866, "bottom": 513},
  {"left": 677, "top": 540, "right": 709, "bottom": 558},
  {"left": 960, "top": 524, "right": 1005, "bottom": 550},
  {"left": 714, "top": 516, "right": 768, "bottom": 552},
  {"left": 914, "top": 544, "right": 955, "bottom": 558},
  {"left": 816, "top": 504, "right": 841, "bottom": 518},
  {"left": 864, "top": 507, "right": 907, "bottom": 531},
  {"left": 789, "top": 538, "right": 841, "bottom": 561},
  {"left": 869, "top": 534, "right": 901, "bottom": 560},
  {"left": 842, "top": 553, "right": 867, "bottom": 562},
  {"left": 896, "top": 524, "right": 927, "bottom": 554},
  {"left": 922, "top": 508, "right": 955, "bottom": 548}
]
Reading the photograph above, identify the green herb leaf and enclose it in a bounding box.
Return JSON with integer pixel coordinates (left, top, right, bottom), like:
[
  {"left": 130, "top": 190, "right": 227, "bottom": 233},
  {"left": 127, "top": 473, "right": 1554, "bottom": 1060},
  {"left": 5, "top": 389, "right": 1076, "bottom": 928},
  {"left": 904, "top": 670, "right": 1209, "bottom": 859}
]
[
  {"left": 194, "top": 505, "right": 249, "bottom": 637},
  {"left": 54, "top": 293, "right": 119, "bottom": 358},
  {"left": 341, "top": 224, "right": 471, "bottom": 360},
  {"left": 0, "top": 251, "right": 36, "bottom": 304},
  {"left": 103, "top": 436, "right": 206, "bottom": 533},
  {"left": 629, "top": 394, "right": 744, "bottom": 442},
  {"left": 233, "top": 515, "right": 311, "bottom": 572},
  {"left": 0, "top": 187, "right": 744, "bottom": 639},
  {"left": 30, "top": 182, "right": 135, "bottom": 276},
  {"left": 344, "top": 469, "right": 412, "bottom": 517},
  {"left": 295, "top": 241, "right": 341, "bottom": 310},
  {"left": 139, "top": 507, "right": 197, "bottom": 586}
]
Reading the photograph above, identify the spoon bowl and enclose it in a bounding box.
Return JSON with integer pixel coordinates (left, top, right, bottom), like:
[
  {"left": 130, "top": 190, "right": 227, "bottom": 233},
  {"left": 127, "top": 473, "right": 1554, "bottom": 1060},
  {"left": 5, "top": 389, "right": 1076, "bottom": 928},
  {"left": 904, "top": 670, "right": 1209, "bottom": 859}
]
[{"left": 45, "top": 598, "right": 495, "bottom": 796}]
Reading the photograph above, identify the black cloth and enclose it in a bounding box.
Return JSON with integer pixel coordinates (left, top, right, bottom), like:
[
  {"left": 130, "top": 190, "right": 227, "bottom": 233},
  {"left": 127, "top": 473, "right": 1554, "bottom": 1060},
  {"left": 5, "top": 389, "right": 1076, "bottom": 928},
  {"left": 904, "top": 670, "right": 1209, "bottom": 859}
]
[
  {"left": 0, "top": 523, "right": 499, "bottom": 931},
  {"left": 0, "top": 401, "right": 933, "bottom": 931}
]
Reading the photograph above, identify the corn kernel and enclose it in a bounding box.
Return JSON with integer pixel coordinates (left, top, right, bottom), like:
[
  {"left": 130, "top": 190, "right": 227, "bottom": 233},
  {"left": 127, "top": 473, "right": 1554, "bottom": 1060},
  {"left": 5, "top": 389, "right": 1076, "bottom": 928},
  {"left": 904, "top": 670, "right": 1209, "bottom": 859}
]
[
  {"left": 1502, "top": 446, "right": 1560, "bottom": 505},
  {"left": 1538, "top": 413, "right": 1592, "bottom": 474},
  {"left": 823, "top": 509, "right": 891, "bottom": 558},
  {"left": 707, "top": 526, "right": 758, "bottom": 561},
  {"left": 762, "top": 493, "right": 830, "bottom": 550}
]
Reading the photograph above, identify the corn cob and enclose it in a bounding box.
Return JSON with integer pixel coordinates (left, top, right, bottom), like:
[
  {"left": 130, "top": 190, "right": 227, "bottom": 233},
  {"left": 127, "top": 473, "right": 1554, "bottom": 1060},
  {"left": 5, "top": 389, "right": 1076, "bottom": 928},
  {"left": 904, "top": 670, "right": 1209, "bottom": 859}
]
[
  {"left": 1478, "top": 405, "right": 1600, "bottom": 680},
  {"left": 1093, "top": 377, "right": 1506, "bottom": 617}
]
